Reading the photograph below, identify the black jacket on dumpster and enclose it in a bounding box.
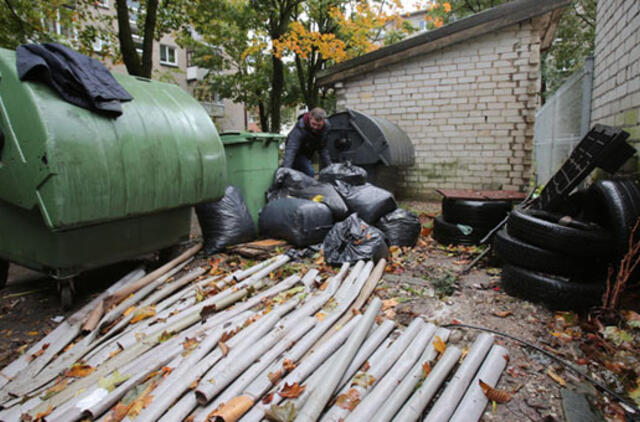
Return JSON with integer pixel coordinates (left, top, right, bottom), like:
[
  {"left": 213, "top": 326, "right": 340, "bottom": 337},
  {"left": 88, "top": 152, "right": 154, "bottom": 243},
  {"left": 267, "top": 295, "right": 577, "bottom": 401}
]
[
  {"left": 16, "top": 42, "right": 133, "bottom": 117},
  {"left": 282, "top": 114, "right": 332, "bottom": 169}
]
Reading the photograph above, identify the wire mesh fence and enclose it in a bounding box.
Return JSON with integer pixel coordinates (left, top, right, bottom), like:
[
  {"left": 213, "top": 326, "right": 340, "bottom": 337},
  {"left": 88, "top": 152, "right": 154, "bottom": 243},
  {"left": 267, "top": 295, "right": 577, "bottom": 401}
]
[{"left": 534, "top": 57, "right": 594, "bottom": 186}]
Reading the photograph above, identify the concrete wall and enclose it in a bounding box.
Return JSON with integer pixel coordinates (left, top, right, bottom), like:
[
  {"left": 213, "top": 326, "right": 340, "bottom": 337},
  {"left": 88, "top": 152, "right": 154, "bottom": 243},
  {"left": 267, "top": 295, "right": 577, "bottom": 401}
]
[
  {"left": 335, "top": 20, "right": 544, "bottom": 199},
  {"left": 591, "top": 0, "right": 640, "bottom": 174}
]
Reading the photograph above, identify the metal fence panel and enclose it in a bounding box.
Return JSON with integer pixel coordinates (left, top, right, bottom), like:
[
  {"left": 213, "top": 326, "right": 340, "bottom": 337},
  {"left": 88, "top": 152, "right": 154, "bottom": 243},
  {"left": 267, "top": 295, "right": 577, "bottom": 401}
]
[{"left": 534, "top": 57, "right": 594, "bottom": 186}]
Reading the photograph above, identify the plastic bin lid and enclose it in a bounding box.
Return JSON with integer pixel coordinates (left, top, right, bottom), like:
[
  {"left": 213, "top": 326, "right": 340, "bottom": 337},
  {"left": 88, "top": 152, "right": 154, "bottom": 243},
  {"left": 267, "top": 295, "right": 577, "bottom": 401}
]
[{"left": 220, "top": 131, "right": 285, "bottom": 145}]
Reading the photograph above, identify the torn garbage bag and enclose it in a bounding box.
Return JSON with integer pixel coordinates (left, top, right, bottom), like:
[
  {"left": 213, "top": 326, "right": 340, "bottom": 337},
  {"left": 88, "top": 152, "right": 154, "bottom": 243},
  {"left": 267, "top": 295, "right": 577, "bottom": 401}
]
[
  {"left": 334, "top": 181, "right": 397, "bottom": 224},
  {"left": 323, "top": 214, "right": 389, "bottom": 265},
  {"left": 318, "top": 162, "right": 368, "bottom": 186},
  {"left": 259, "top": 197, "right": 334, "bottom": 247},
  {"left": 266, "top": 168, "right": 348, "bottom": 220},
  {"left": 376, "top": 208, "right": 422, "bottom": 247},
  {"left": 195, "top": 186, "right": 256, "bottom": 254}
]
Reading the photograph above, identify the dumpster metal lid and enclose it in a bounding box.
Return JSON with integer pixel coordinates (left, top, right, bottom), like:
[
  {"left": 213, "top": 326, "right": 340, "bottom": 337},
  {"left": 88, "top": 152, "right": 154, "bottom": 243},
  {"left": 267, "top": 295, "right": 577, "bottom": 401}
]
[
  {"left": 220, "top": 131, "right": 285, "bottom": 145},
  {"left": 326, "top": 109, "right": 415, "bottom": 167}
]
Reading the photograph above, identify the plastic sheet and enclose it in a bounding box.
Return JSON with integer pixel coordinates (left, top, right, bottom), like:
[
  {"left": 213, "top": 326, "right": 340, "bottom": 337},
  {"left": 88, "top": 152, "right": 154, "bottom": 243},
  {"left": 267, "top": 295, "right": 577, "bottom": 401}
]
[
  {"left": 323, "top": 214, "right": 389, "bottom": 265},
  {"left": 376, "top": 208, "right": 421, "bottom": 247},
  {"left": 266, "top": 168, "right": 348, "bottom": 220},
  {"left": 259, "top": 197, "right": 334, "bottom": 247},
  {"left": 318, "top": 162, "right": 368, "bottom": 186},
  {"left": 334, "top": 181, "right": 397, "bottom": 224},
  {"left": 195, "top": 186, "right": 256, "bottom": 254}
]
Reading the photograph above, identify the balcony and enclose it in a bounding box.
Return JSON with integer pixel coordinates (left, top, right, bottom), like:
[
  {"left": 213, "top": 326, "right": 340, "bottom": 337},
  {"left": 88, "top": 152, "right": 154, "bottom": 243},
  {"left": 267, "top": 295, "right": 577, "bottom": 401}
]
[{"left": 201, "top": 101, "right": 224, "bottom": 117}]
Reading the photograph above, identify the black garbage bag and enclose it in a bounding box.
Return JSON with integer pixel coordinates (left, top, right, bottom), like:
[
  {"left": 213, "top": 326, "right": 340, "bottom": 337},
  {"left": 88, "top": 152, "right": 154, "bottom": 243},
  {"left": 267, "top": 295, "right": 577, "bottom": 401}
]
[
  {"left": 266, "top": 168, "right": 349, "bottom": 220},
  {"left": 323, "top": 214, "right": 389, "bottom": 265},
  {"left": 334, "top": 181, "right": 397, "bottom": 224},
  {"left": 259, "top": 197, "right": 334, "bottom": 247},
  {"left": 195, "top": 186, "right": 256, "bottom": 254},
  {"left": 376, "top": 208, "right": 422, "bottom": 247},
  {"left": 318, "top": 162, "right": 368, "bottom": 186}
]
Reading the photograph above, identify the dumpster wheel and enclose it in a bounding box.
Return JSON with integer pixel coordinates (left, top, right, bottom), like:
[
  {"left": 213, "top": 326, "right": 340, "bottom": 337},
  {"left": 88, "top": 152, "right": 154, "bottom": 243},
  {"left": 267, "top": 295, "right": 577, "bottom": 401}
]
[{"left": 57, "top": 279, "right": 75, "bottom": 311}]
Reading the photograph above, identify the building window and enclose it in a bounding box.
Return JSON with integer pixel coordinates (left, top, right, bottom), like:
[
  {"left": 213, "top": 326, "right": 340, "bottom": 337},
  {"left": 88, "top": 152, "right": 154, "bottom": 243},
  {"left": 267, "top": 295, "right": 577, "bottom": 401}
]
[
  {"left": 160, "top": 44, "right": 177, "bottom": 66},
  {"left": 419, "top": 20, "right": 426, "bottom": 31},
  {"left": 96, "top": 0, "right": 109, "bottom": 8},
  {"left": 92, "top": 37, "right": 110, "bottom": 53},
  {"left": 43, "top": 9, "right": 77, "bottom": 41},
  {"left": 131, "top": 34, "right": 143, "bottom": 55}
]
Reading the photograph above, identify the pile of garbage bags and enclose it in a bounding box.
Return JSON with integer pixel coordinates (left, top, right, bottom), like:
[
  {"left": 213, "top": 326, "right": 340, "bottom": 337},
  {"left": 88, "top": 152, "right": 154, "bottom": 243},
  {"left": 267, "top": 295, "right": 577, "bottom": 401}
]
[
  {"left": 260, "top": 164, "right": 421, "bottom": 263},
  {"left": 196, "top": 163, "right": 422, "bottom": 264}
]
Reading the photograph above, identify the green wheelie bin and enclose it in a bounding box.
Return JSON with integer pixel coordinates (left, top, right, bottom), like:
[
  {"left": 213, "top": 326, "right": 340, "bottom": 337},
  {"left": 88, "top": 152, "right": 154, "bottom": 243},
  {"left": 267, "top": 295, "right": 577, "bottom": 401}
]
[
  {"left": 0, "top": 47, "right": 227, "bottom": 307},
  {"left": 220, "top": 131, "right": 284, "bottom": 226}
]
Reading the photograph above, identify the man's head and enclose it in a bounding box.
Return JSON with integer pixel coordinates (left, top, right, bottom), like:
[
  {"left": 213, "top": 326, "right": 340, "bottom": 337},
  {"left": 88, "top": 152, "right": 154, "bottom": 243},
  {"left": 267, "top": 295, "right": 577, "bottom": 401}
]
[{"left": 308, "top": 107, "right": 326, "bottom": 132}]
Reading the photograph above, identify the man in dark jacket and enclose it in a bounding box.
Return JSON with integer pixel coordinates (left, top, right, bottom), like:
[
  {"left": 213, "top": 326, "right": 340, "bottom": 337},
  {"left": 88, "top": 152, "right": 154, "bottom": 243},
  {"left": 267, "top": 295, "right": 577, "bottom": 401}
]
[{"left": 282, "top": 107, "right": 332, "bottom": 177}]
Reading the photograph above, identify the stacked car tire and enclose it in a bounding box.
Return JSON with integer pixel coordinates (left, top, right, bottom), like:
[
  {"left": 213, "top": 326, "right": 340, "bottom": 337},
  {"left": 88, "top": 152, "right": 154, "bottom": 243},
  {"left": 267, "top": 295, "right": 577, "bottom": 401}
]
[
  {"left": 497, "top": 179, "right": 640, "bottom": 310},
  {"left": 433, "top": 198, "right": 513, "bottom": 245}
]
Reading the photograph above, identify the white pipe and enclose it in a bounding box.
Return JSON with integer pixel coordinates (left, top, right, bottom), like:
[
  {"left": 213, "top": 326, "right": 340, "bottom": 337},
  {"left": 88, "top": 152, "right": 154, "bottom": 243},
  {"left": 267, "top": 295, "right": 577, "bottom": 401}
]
[
  {"left": 449, "top": 345, "right": 510, "bottom": 422},
  {"left": 423, "top": 333, "right": 494, "bottom": 422},
  {"left": 392, "top": 345, "right": 462, "bottom": 422}
]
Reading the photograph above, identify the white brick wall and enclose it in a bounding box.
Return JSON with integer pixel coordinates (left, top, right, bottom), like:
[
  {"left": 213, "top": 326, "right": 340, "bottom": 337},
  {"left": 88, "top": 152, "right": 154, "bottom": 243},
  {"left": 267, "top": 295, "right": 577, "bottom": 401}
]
[
  {"left": 591, "top": 0, "right": 640, "bottom": 174},
  {"left": 335, "top": 21, "right": 542, "bottom": 198}
]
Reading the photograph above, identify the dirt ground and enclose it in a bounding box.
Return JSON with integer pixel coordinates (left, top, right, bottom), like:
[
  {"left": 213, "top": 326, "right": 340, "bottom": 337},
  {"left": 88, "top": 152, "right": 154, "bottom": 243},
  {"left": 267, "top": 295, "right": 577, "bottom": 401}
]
[{"left": 1, "top": 201, "right": 639, "bottom": 421}]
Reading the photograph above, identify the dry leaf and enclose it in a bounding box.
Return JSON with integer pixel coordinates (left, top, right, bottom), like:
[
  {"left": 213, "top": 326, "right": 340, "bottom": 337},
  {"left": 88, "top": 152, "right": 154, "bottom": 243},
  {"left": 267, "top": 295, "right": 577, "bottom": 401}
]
[
  {"left": 422, "top": 361, "right": 431, "bottom": 378},
  {"left": 262, "top": 392, "right": 274, "bottom": 404},
  {"left": 201, "top": 304, "right": 217, "bottom": 320},
  {"left": 158, "top": 330, "right": 174, "bottom": 343},
  {"left": 283, "top": 359, "right": 296, "bottom": 372},
  {"left": 130, "top": 306, "right": 156, "bottom": 324},
  {"left": 30, "top": 343, "right": 49, "bottom": 361},
  {"left": 183, "top": 337, "right": 199, "bottom": 352},
  {"left": 268, "top": 370, "right": 283, "bottom": 384},
  {"left": 503, "top": 353, "right": 510, "bottom": 364},
  {"left": 184, "top": 416, "right": 195, "bottom": 422},
  {"left": 279, "top": 382, "right": 305, "bottom": 398},
  {"left": 433, "top": 336, "right": 447, "bottom": 355},
  {"left": 218, "top": 341, "right": 230, "bottom": 357},
  {"left": 27, "top": 331, "right": 39, "bottom": 336},
  {"left": 479, "top": 379, "right": 511, "bottom": 403},
  {"left": 315, "top": 312, "right": 326, "bottom": 321},
  {"left": 360, "top": 361, "right": 370, "bottom": 372},
  {"left": 40, "top": 379, "right": 69, "bottom": 400},
  {"left": 108, "top": 348, "right": 123, "bottom": 359},
  {"left": 492, "top": 310, "right": 513, "bottom": 318},
  {"left": 128, "top": 392, "right": 154, "bottom": 417},
  {"left": 189, "top": 377, "right": 200, "bottom": 390},
  {"left": 335, "top": 388, "right": 361, "bottom": 410},
  {"left": 352, "top": 308, "right": 361, "bottom": 316},
  {"left": 107, "top": 402, "right": 133, "bottom": 422},
  {"left": 66, "top": 363, "right": 95, "bottom": 378},
  {"left": 123, "top": 306, "right": 136, "bottom": 317},
  {"left": 352, "top": 372, "right": 376, "bottom": 388},
  {"left": 382, "top": 298, "right": 399, "bottom": 311},
  {"left": 34, "top": 405, "right": 54, "bottom": 419},
  {"left": 384, "top": 309, "right": 396, "bottom": 319},
  {"left": 546, "top": 368, "right": 566, "bottom": 386}
]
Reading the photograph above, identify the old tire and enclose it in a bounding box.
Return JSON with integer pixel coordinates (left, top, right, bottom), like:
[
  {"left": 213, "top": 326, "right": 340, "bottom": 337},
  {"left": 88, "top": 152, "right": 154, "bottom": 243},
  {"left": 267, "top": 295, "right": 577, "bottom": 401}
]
[
  {"left": 506, "top": 208, "right": 613, "bottom": 257},
  {"left": 493, "top": 229, "right": 601, "bottom": 278},
  {"left": 442, "top": 198, "right": 512, "bottom": 227},
  {"left": 0, "top": 260, "right": 7, "bottom": 289},
  {"left": 585, "top": 179, "right": 640, "bottom": 257},
  {"left": 500, "top": 264, "right": 604, "bottom": 310},
  {"left": 432, "top": 215, "right": 488, "bottom": 246}
]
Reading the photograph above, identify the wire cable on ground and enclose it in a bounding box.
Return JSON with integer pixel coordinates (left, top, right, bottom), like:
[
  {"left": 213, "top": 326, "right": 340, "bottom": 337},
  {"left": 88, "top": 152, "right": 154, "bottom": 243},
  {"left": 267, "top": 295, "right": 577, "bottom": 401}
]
[{"left": 443, "top": 322, "right": 640, "bottom": 419}]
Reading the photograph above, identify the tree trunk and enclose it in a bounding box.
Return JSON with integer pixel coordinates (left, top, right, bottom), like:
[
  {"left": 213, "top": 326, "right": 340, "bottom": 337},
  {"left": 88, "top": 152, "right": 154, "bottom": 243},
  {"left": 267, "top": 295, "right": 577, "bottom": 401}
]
[
  {"left": 270, "top": 54, "right": 284, "bottom": 132},
  {"left": 258, "top": 102, "right": 269, "bottom": 133},
  {"left": 114, "top": 0, "right": 143, "bottom": 76},
  {"left": 140, "top": 0, "right": 159, "bottom": 78}
]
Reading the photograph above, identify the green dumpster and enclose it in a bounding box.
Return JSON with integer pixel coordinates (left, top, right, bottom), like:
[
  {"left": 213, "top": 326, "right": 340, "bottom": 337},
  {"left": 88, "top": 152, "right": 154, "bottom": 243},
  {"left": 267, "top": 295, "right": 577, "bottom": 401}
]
[
  {"left": 0, "top": 47, "right": 226, "bottom": 305},
  {"left": 220, "top": 131, "right": 284, "bottom": 225}
]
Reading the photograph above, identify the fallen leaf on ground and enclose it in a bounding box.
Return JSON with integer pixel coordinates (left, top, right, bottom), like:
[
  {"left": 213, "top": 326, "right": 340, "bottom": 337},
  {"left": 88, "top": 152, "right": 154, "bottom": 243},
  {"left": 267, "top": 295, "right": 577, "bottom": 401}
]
[
  {"left": 41, "top": 379, "right": 69, "bottom": 400},
  {"left": 262, "top": 392, "right": 275, "bottom": 404},
  {"left": 98, "top": 370, "right": 131, "bottom": 392},
  {"left": 279, "top": 382, "right": 305, "bottom": 398},
  {"left": 384, "top": 309, "right": 396, "bottom": 319},
  {"left": 218, "top": 341, "right": 229, "bottom": 357},
  {"left": 34, "top": 405, "right": 54, "bottom": 419},
  {"left": 433, "top": 336, "right": 447, "bottom": 355},
  {"left": 492, "top": 311, "right": 513, "bottom": 318},
  {"left": 623, "top": 311, "right": 640, "bottom": 329},
  {"left": 546, "top": 368, "right": 566, "bottom": 386},
  {"left": 422, "top": 361, "right": 431, "bottom": 378},
  {"left": 268, "top": 370, "right": 282, "bottom": 384},
  {"left": 27, "top": 331, "right": 39, "bottom": 336},
  {"left": 315, "top": 312, "right": 326, "bottom": 321},
  {"left": 123, "top": 306, "right": 136, "bottom": 317},
  {"left": 66, "top": 363, "right": 95, "bottom": 378},
  {"left": 130, "top": 306, "right": 156, "bottom": 324},
  {"left": 352, "top": 372, "right": 376, "bottom": 388},
  {"left": 30, "top": 343, "right": 50, "bottom": 361},
  {"left": 265, "top": 401, "right": 297, "bottom": 422},
  {"left": 336, "top": 388, "right": 361, "bottom": 410},
  {"left": 109, "top": 348, "right": 123, "bottom": 359},
  {"left": 283, "top": 359, "right": 296, "bottom": 371},
  {"left": 479, "top": 379, "right": 511, "bottom": 403},
  {"left": 382, "top": 298, "right": 398, "bottom": 311},
  {"left": 360, "top": 361, "right": 370, "bottom": 372},
  {"left": 183, "top": 337, "right": 199, "bottom": 352}
]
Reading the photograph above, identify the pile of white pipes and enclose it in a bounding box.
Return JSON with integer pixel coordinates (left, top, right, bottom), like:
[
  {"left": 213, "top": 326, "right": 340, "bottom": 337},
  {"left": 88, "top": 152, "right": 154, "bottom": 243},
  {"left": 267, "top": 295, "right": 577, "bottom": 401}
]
[{"left": 0, "top": 244, "right": 509, "bottom": 422}]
